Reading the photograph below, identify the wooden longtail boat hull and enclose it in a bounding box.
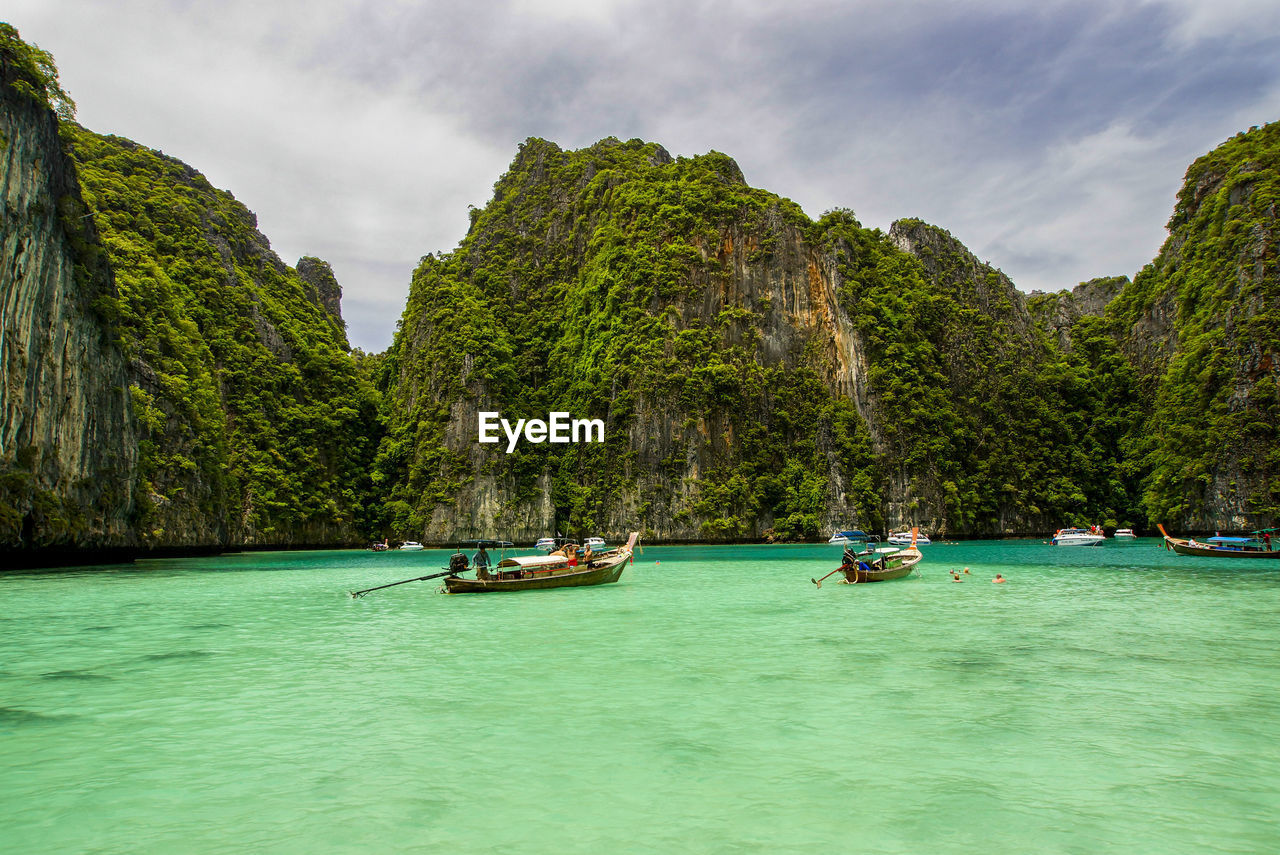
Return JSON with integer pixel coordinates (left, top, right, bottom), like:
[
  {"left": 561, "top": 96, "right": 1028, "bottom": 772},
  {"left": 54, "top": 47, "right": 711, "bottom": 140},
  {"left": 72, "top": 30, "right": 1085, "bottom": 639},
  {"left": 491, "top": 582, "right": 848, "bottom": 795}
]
[
  {"left": 1157, "top": 525, "right": 1280, "bottom": 560},
  {"left": 443, "top": 534, "right": 637, "bottom": 593},
  {"left": 839, "top": 549, "right": 923, "bottom": 583}
]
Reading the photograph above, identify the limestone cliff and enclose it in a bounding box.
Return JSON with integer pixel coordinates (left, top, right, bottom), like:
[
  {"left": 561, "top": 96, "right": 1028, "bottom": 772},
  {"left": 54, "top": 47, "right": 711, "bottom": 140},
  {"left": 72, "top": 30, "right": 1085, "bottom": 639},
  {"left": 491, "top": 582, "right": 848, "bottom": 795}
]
[
  {"left": 297, "top": 255, "right": 347, "bottom": 346},
  {"left": 1110, "top": 121, "right": 1280, "bottom": 531},
  {"left": 1027, "top": 276, "right": 1127, "bottom": 351},
  {"left": 0, "top": 47, "right": 137, "bottom": 558},
  {"left": 68, "top": 129, "right": 383, "bottom": 550},
  {"left": 379, "top": 139, "right": 1137, "bottom": 542}
]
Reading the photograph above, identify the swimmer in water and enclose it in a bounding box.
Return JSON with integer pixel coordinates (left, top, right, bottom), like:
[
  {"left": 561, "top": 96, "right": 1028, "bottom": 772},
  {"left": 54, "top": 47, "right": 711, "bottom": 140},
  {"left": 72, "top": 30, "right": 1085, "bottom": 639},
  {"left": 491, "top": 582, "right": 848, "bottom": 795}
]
[{"left": 993, "top": 574, "right": 1006, "bottom": 583}]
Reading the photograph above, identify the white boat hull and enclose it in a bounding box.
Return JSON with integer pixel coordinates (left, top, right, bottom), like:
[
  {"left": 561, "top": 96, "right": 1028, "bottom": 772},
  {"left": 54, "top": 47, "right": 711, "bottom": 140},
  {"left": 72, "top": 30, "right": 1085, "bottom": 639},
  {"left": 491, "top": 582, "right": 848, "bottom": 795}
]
[
  {"left": 887, "top": 531, "right": 930, "bottom": 546},
  {"left": 1052, "top": 534, "right": 1105, "bottom": 546}
]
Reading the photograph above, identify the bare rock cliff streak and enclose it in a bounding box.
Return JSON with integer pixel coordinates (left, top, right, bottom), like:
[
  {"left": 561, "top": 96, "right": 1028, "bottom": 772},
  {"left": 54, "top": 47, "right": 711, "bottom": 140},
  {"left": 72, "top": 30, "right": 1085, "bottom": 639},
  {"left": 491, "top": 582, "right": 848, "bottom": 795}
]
[{"left": 0, "top": 62, "right": 136, "bottom": 551}]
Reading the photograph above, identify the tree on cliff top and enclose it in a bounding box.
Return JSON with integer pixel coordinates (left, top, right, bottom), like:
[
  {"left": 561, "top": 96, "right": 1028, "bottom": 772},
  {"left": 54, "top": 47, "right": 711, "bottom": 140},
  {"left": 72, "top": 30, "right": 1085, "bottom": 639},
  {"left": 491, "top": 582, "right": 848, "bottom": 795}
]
[{"left": 0, "top": 23, "right": 75, "bottom": 120}]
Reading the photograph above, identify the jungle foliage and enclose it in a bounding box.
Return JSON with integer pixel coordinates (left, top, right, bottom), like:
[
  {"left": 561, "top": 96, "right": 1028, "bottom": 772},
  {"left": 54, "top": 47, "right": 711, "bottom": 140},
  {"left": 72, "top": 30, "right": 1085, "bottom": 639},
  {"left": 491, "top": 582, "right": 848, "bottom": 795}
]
[
  {"left": 380, "top": 137, "right": 1158, "bottom": 539},
  {"left": 378, "top": 138, "right": 882, "bottom": 539},
  {"left": 1111, "top": 121, "right": 1280, "bottom": 524},
  {"left": 68, "top": 128, "right": 383, "bottom": 544},
  {"left": 0, "top": 23, "right": 75, "bottom": 120}
]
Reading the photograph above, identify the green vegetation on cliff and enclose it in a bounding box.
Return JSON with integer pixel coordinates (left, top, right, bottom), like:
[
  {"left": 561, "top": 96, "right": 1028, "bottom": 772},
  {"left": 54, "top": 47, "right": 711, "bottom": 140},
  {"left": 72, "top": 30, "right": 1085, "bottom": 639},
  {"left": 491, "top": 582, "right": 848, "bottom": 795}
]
[
  {"left": 0, "top": 23, "right": 74, "bottom": 120},
  {"left": 379, "top": 138, "right": 879, "bottom": 539},
  {"left": 1111, "top": 121, "right": 1280, "bottom": 525},
  {"left": 69, "top": 128, "right": 383, "bottom": 545},
  {"left": 7, "top": 24, "right": 1275, "bottom": 549},
  {"left": 381, "top": 138, "right": 1153, "bottom": 539}
]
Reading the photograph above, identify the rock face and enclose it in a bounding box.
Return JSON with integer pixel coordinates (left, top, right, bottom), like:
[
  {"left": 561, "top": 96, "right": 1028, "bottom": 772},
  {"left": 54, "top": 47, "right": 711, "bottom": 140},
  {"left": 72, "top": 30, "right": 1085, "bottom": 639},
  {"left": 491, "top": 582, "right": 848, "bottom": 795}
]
[
  {"left": 296, "top": 256, "right": 347, "bottom": 344},
  {"left": 379, "top": 138, "right": 1144, "bottom": 542},
  {"left": 1027, "top": 276, "right": 1127, "bottom": 351},
  {"left": 380, "top": 139, "right": 882, "bottom": 542},
  {"left": 0, "top": 57, "right": 137, "bottom": 556},
  {"left": 69, "top": 128, "right": 383, "bottom": 550},
  {"left": 1110, "top": 122, "right": 1280, "bottom": 531}
]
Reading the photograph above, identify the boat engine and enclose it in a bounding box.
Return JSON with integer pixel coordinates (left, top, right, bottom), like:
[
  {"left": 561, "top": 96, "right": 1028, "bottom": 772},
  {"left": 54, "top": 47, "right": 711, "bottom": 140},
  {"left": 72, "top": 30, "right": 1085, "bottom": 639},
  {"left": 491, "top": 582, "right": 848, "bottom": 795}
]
[{"left": 448, "top": 552, "right": 470, "bottom": 575}]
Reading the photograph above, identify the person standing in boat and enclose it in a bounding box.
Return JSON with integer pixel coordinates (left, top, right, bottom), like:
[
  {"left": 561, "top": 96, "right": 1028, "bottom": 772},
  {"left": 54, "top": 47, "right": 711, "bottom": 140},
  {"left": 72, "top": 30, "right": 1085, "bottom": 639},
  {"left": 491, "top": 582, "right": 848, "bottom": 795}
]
[{"left": 474, "top": 544, "right": 490, "bottom": 571}]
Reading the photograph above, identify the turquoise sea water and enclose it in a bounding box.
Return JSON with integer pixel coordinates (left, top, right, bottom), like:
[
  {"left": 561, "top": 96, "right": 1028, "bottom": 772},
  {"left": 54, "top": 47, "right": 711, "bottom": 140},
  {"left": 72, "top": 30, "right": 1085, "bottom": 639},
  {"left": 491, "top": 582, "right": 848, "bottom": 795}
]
[{"left": 2, "top": 540, "right": 1278, "bottom": 854}]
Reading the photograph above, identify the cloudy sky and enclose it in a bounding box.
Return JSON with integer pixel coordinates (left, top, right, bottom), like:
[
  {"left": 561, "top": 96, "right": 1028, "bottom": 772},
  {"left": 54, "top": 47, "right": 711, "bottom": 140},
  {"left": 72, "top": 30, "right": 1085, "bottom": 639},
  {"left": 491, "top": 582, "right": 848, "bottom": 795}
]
[{"left": 10, "top": 0, "right": 1280, "bottom": 351}]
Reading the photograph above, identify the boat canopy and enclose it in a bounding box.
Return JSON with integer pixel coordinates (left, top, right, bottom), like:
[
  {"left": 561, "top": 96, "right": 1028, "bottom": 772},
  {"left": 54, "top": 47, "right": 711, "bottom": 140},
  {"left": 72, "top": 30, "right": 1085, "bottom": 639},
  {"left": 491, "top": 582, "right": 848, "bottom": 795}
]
[
  {"left": 497, "top": 554, "right": 571, "bottom": 569},
  {"left": 1206, "top": 536, "right": 1256, "bottom": 544}
]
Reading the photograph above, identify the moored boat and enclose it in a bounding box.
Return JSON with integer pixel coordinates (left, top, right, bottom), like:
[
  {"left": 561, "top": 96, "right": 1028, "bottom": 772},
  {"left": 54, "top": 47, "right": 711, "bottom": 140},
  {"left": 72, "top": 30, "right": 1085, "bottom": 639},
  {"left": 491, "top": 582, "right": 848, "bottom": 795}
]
[
  {"left": 585, "top": 536, "right": 606, "bottom": 550},
  {"left": 398, "top": 541, "right": 424, "bottom": 551},
  {"left": 813, "top": 529, "right": 923, "bottom": 586},
  {"left": 444, "top": 532, "right": 640, "bottom": 593},
  {"left": 888, "top": 529, "right": 931, "bottom": 546},
  {"left": 827, "top": 529, "right": 866, "bottom": 545},
  {"left": 1114, "top": 528, "right": 1137, "bottom": 539},
  {"left": 1051, "top": 528, "right": 1105, "bottom": 546},
  {"left": 1157, "top": 525, "right": 1280, "bottom": 559}
]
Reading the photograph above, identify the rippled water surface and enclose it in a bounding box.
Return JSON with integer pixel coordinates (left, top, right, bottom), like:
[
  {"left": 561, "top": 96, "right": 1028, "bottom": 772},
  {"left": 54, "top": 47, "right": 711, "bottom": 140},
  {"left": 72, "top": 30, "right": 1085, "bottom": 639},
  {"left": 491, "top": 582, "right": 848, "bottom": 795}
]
[{"left": 2, "top": 540, "right": 1278, "bottom": 854}]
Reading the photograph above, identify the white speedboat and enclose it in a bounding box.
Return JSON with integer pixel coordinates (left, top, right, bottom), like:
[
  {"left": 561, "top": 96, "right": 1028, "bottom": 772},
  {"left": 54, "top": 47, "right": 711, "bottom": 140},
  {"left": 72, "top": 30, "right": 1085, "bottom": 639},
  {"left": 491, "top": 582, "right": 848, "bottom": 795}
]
[
  {"left": 1114, "top": 528, "right": 1137, "bottom": 539},
  {"left": 399, "top": 541, "right": 425, "bottom": 551},
  {"left": 827, "top": 529, "right": 866, "bottom": 545},
  {"left": 585, "top": 536, "right": 606, "bottom": 550},
  {"left": 535, "top": 537, "right": 558, "bottom": 552},
  {"left": 1051, "top": 528, "right": 1105, "bottom": 546},
  {"left": 888, "top": 530, "right": 931, "bottom": 546}
]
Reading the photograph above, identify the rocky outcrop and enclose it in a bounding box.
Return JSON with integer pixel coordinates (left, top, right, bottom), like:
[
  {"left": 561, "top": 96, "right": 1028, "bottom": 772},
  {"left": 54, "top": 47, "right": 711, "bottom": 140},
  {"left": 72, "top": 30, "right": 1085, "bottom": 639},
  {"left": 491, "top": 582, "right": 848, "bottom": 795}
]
[
  {"left": 296, "top": 255, "right": 347, "bottom": 344},
  {"left": 1027, "top": 276, "right": 1127, "bottom": 351},
  {"left": 0, "top": 57, "right": 136, "bottom": 557},
  {"left": 67, "top": 128, "right": 383, "bottom": 552},
  {"left": 1115, "top": 121, "right": 1280, "bottom": 531}
]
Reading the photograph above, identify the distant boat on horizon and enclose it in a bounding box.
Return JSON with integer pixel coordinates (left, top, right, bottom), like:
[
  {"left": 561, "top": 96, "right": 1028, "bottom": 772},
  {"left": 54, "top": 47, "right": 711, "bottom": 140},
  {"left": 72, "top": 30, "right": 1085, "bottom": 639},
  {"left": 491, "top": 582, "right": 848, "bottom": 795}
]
[{"left": 399, "top": 541, "right": 424, "bottom": 551}]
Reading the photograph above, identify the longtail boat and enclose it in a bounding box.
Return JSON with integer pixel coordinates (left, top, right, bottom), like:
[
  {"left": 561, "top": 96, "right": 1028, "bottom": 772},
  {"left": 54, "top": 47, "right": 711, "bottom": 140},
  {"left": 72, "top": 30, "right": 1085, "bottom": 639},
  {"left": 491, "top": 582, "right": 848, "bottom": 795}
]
[
  {"left": 813, "top": 529, "right": 923, "bottom": 587},
  {"left": 443, "top": 532, "right": 639, "bottom": 593},
  {"left": 1157, "top": 524, "right": 1280, "bottom": 559}
]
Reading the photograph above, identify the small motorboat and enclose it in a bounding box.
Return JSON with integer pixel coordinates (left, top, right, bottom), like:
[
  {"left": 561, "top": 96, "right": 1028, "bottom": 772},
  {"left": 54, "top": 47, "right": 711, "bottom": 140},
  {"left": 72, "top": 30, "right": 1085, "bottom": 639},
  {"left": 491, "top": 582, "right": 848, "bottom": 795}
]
[
  {"left": 888, "top": 530, "right": 931, "bottom": 546},
  {"left": 585, "top": 536, "right": 606, "bottom": 550},
  {"left": 1114, "top": 528, "right": 1137, "bottom": 539},
  {"left": 1051, "top": 528, "right": 1105, "bottom": 546},
  {"left": 398, "top": 541, "right": 425, "bottom": 551},
  {"left": 534, "top": 537, "right": 558, "bottom": 552}
]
